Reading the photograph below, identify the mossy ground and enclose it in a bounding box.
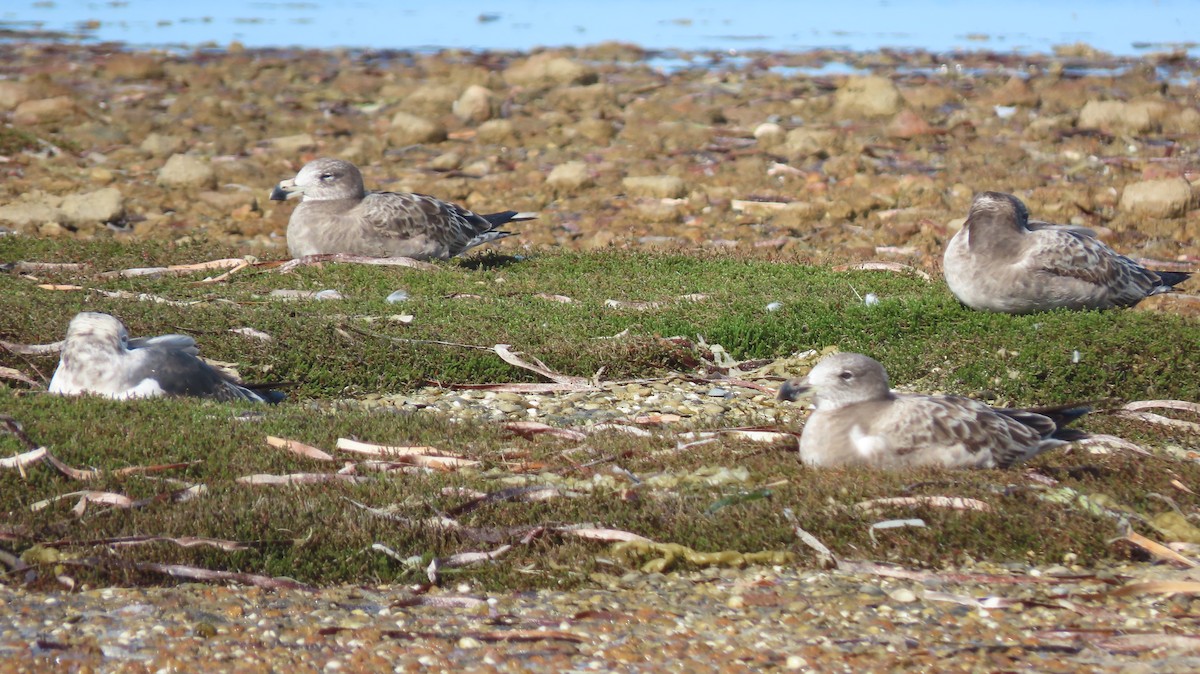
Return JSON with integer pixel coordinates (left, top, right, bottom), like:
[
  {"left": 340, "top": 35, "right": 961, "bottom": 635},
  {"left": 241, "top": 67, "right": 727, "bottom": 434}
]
[{"left": 2, "top": 239, "right": 1198, "bottom": 589}]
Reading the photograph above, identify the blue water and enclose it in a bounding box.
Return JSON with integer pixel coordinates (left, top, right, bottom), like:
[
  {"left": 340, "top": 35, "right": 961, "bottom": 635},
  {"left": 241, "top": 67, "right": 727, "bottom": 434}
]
[{"left": 2, "top": 0, "right": 1198, "bottom": 55}]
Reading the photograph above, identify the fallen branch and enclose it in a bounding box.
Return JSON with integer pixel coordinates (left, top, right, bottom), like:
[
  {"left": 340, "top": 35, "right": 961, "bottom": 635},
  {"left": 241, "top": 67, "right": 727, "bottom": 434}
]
[
  {"left": 266, "top": 436, "right": 334, "bottom": 462},
  {"left": 236, "top": 473, "right": 371, "bottom": 486},
  {"left": 855, "top": 496, "right": 992, "bottom": 512}
]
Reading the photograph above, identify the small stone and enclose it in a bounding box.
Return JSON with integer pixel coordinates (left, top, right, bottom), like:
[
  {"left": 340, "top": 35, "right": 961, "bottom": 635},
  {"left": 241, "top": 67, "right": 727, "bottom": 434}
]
[
  {"left": 886, "top": 109, "right": 937, "bottom": 138},
  {"left": 140, "top": 133, "right": 184, "bottom": 157},
  {"left": 456, "top": 636, "right": 483, "bottom": 649},
  {"left": 58, "top": 187, "right": 124, "bottom": 224},
  {"left": 1118, "top": 178, "right": 1193, "bottom": 218},
  {"left": 706, "top": 387, "right": 730, "bottom": 398},
  {"left": 753, "top": 122, "right": 786, "bottom": 147},
  {"left": 428, "top": 151, "right": 462, "bottom": 171},
  {"left": 784, "top": 128, "right": 836, "bottom": 157},
  {"left": 504, "top": 53, "right": 598, "bottom": 88},
  {"left": 452, "top": 84, "right": 496, "bottom": 123},
  {"left": 388, "top": 112, "right": 447, "bottom": 145},
  {"left": 157, "top": 154, "right": 216, "bottom": 189},
  {"left": 476, "top": 119, "right": 516, "bottom": 143},
  {"left": 546, "top": 161, "right": 594, "bottom": 193},
  {"left": 1078, "top": 99, "right": 1165, "bottom": 133},
  {"left": 623, "top": 175, "right": 687, "bottom": 199},
  {"left": 889, "top": 588, "right": 918, "bottom": 603},
  {"left": 834, "top": 76, "right": 902, "bottom": 118},
  {"left": 264, "top": 133, "right": 316, "bottom": 154},
  {"left": 13, "top": 96, "right": 75, "bottom": 124},
  {"left": 0, "top": 81, "right": 32, "bottom": 110}
]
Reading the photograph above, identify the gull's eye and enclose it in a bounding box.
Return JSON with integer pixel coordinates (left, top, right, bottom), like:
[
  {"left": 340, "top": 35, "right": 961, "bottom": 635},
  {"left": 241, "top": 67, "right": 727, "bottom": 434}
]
[
  {"left": 320, "top": 173, "right": 336, "bottom": 181},
  {"left": 838, "top": 371, "right": 853, "bottom": 381}
]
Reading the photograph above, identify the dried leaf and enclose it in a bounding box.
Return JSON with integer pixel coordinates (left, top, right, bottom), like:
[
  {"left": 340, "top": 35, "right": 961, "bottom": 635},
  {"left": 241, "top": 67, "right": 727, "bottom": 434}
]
[
  {"left": 235, "top": 473, "right": 370, "bottom": 486},
  {"left": 131, "top": 561, "right": 311, "bottom": 591},
  {"left": 11, "top": 261, "right": 89, "bottom": 273},
  {"left": 503, "top": 421, "right": 587, "bottom": 441},
  {"left": 1115, "top": 409, "right": 1200, "bottom": 433},
  {"left": 1116, "top": 530, "right": 1198, "bottom": 568},
  {"left": 493, "top": 344, "right": 591, "bottom": 386},
  {"left": 784, "top": 508, "right": 837, "bottom": 569},
  {"left": 1124, "top": 400, "right": 1200, "bottom": 414},
  {"left": 0, "top": 447, "right": 47, "bottom": 470},
  {"left": 556, "top": 526, "right": 653, "bottom": 543},
  {"left": 603, "top": 298, "right": 662, "bottom": 311},
  {"left": 719, "top": 429, "right": 799, "bottom": 444},
  {"left": 0, "top": 366, "right": 39, "bottom": 387},
  {"left": 58, "top": 535, "right": 249, "bottom": 551},
  {"left": 30, "top": 490, "right": 134, "bottom": 512},
  {"left": 532, "top": 293, "right": 575, "bottom": 303},
  {"left": 590, "top": 424, "right": 652, "bottom": 437},
  {"left": 266, "top": 436, "right": 334, "bottom": 462},
  {"left": 230, "top": 327, "right": 272, "bottom": 341},
  {"left": 831, "top": 261, "right": 932, "bottom": 281},
  {"left": 855, "top": 496, "right": 992, "bottom": 512},
  {"left": 1110, "top": 580, "right": 1200, "bottom": 597},
  {"left": 0, "top": 339, "right": 63, "bottom": 355},
  {"left": 335, "top": 438, "right": 446, "bottom": 457},
  {"left": 1098, "top": 634, "right": 1200, "bottom": 653}
]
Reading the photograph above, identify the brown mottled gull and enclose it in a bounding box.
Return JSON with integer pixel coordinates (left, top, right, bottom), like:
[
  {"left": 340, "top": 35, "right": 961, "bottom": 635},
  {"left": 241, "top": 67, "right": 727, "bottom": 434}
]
[
  {"left": 269, "top": 157, "right": 536, "bottom": 260},
  {"left": 777, "top": 352, "right": 1088, "bottom": 469},
  {"left": 48, "top": 312, "right": 283, "bottom": 403},
  {"left": 943, "top": 191, "right": 1190, "bottom": 313}
]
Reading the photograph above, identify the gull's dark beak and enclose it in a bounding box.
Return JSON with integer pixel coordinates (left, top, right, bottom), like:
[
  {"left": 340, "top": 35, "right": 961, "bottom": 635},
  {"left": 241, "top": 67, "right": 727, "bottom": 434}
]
[
  {"left": 270, "top": 179, "right": 301, "bottom": 201},
  {"left": 777, "top": 377, "right": 811, "bottom": 402}
]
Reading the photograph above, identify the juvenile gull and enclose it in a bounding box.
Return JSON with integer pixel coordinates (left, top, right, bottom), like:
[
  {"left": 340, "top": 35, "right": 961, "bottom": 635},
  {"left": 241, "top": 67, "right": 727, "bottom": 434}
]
[
  {"left": 48, "top": 312, "right": 283, "bottom": 403},
  {"left": 777, "top": 352, "right": 1088, "bottom": 469},
  {"left": 270, "top": 158, "right": 536, "bottom": 260},
  {"left": 943, "top": 191, "right": 1190, "bottom": 313}
]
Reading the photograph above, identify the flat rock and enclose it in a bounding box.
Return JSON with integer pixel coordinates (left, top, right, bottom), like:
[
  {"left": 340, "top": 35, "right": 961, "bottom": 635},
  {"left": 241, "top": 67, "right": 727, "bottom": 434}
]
[
  {"left": 157, "top": 153, "right": 216, "bottom": 189},
  {"left": 546, "top": 161, "right": 594, "bottom": 193},
  {"left": 59, "top": 187, "right": 124, "bottom": 224},
  {"left": 1078, "top": 99, "right": 1166, "bottom": 133},
  {"left": 1118, "top": 178, "right": 1193, "bottom": 218},
  {"left": 476, "top": 119, "right": 516, "bottom": 143},
  {"left": 784, "top": 128, "right": 836, "bottom": 157},
  {"left": 1131, "top": 293, "right": 1200, "bottom": 317},
  {"left": 139, "top": 133, "right": 184, "bottom": 157},
  {"left": 13, "top": 96, "right": 75, "bottom": 124},
  {"left": 0, "top": 191, "right": 61, "bottom": 226},
  {"left": 0, "top": 81, "right": 32, "bottom": 110},
  {"left": 388, "top": 111, "right": 447, "bottom": 145},
  {"left": 504, "top": 53, "right": 598, "bottom": 88},
  {"left": 623, "top": 175, "right": 687, "bottom": 199},
  {"left": 263, "top": 133, "right": 316, "bottom": 154},
  {"left": 834, "top": 76, "right": 902, "bottom": 118}
]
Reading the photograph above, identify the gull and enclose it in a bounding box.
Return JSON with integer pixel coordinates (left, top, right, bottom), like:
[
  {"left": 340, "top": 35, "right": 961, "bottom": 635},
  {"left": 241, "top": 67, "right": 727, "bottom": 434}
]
[
  {"left": 777, "top": 352, "right": 1088, "bottom": 469},
  {"left": 270, "top": 157, "right": 536, "bottom": 260},
  {"left": 48, "top": 312, "right": 283, "bottom": 403},
  {"left": 943, "top": 191, "right": 1190, "bottom": 313}
]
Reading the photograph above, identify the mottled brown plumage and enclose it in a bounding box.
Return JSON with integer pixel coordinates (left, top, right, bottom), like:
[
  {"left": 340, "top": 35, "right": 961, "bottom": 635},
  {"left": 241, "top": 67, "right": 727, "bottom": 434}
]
[
  {"left": 777, "top": 352, "right": 1088, "bottom": 469},
  {"left": 943, "top": 191, "right": 1190, "bottom": 313},
  {"left": 270, "top": 158, "right": 535, "bottom": 260}
]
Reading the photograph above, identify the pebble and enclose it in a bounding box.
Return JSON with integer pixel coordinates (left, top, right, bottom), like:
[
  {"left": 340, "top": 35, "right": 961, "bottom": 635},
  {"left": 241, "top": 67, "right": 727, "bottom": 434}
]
[
  {"left": 834, "top": 76, "right": 902, "bottom": 118},
  {"left": 388, "top": 111, "right": 447, "bottom": 145},
  {"left": 622, "top": 175, "right": 687, "bottom": 199},
  {"left": 546, "top": 161, "right": 594, "bottom": 192},
  {"left": 58, "top": 187, "right": 124, "bottom": 224},
  {"left": 157, "top": 154, "right": 216, "bottom": 189},
  {"left": 1118, "top": 178, "right": 1194, "bottom": 218},
  {"left": 452, "top": 84, "right": 495, "bottom": 123}
]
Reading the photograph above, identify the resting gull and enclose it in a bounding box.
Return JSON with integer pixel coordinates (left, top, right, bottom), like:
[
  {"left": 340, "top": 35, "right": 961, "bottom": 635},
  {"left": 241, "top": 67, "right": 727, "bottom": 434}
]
[
  {"left": 270, "top": 157, "right": 536, "bottom": 260},
  {"left": 48, "top": 312, "right": 284, "bottom": 403},
  {"left": 943, "top": 191, "right": 1190, "bottom": 313},
  {"left": 777, "top": 352, "right": 1088, "bottom": 469}
]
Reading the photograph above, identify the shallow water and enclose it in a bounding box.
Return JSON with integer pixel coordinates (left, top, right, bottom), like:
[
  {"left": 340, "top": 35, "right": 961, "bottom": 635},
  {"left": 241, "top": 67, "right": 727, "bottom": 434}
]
[{"left": 3, "top": 0, "right": 1199, "bottom": 55}]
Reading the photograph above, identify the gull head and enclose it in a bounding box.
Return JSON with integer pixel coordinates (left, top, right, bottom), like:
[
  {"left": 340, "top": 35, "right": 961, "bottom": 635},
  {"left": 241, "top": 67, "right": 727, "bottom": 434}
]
[
  {"left": 270, "top": 157, "right": 365, "bottom": 202},
  {"left": 778, "top": 352, "right": 891, "bottom": 410},
  {"left": 64, "top": 312, "right": 130, "bottom": 354},
  {"left": 967, "top": 191, "right": 1029, "bottom": 227}
]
